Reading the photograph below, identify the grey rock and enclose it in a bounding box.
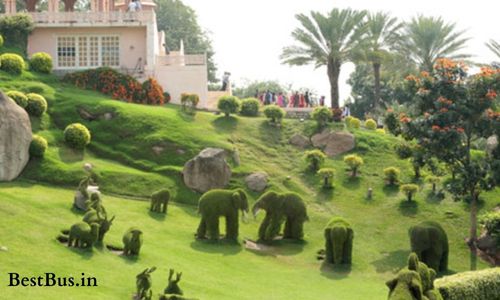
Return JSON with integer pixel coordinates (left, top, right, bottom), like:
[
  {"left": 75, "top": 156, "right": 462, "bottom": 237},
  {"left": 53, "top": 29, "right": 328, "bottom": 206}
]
[
  {"left": 73, "top": 185, "right": 99, "bottom": 211},
  {"left": 311, "top": 130, "right": 355, "bottom": 157},
  {"left": 0, "top": 91, "right": 32, "bottom": 181},
  {"left": 245, "top": 172, "right": 268, "bottom": 192},
  {"left": 183, "top": 148, "right": 231, "bottom": 193},
  {"left": 289, "top": 134, "right": 311, "bottom": 148},
  {"left": 486, "top": 135, "right": 498, "bottom": 155}
]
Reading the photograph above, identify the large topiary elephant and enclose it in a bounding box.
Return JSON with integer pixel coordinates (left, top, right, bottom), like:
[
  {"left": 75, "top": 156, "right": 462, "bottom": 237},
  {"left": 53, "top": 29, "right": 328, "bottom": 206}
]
[
  {"left": 252, "top": 191, "right": 308, "bottom": 241},
  {"left": 324, "top": 217, "right": 353, "bottom": 264},
  {"left": 196, "top": 188, "right": 249, "bottom": 241},
  {"left": 409, "top": 221, "right": 449, "bottom": 272}
]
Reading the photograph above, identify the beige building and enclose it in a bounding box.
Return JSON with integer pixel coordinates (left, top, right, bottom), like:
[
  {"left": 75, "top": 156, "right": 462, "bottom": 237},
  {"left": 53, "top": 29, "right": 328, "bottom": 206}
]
[{"left": 1, "top": 0, "right": 214, "bottom": 107}]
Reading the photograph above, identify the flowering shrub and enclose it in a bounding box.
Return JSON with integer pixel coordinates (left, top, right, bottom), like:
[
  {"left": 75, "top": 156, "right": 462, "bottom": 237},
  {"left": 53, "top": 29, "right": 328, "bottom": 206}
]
[{"left": 142, "top": 77, "right": 165, "bottom": 105}]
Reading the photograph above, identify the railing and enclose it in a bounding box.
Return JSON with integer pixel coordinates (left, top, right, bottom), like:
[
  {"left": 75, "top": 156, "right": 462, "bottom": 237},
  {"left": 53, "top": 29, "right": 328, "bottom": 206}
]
[
  {"left": 27, "top": 10, "right": 155, "bottom": 25},
  {"left": 156, "top": 54, "right": 206, "bottom": 66}
]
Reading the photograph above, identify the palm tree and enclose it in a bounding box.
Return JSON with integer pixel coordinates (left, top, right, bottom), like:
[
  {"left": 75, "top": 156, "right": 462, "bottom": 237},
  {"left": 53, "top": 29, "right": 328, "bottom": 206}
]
[
  {"left": 363, "top": 12, "right": 403, "bottom": 110},
  {"left": 280, "top": 8, "right": 367, "bottom": 108},
  {"left": 485, "top": 39, "right": 500, "bottom": 60},
  {"left": 402, "top": 15, "right": 470, "bottom": 71}
]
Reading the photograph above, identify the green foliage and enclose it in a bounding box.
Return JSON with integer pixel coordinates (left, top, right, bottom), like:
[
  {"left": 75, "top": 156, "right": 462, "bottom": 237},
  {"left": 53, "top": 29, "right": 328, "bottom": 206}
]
[
  {"left": 364, "top": 118, "right": 377, "bottom": 130},
  {"left": 394, "top": 142, "right": 413, "bottom": 159},
  {"left": 401, "top": 184, "right": 418, "bottom": 201},
  {"left": 435, "top": 268, "right": 500, "bottom": 300},
  {"left": 30, "top": 52, "right": 53, "bottom": 74},
  {"left": 240, "top": 97, "right": 260, "bottom": 116},
  {"left": 344, "top": 154, "right": 364, "bottom": 177},
  {"left": 479, "top": 211, "right": 500, "bottom": 243},
  {"left": 349, "top": 117, "right": 361, "bottom": 129},
  {"left": 383, "top": 167, "right": 400, "bottom": 185},
  {"left": 311, "top": 106, "right": 332, "bottom": 128},
  {"left": 409, "top": 221, "right": 449, "bottom": 272},
  {"left": 29, "top": 134, "right": 48, "bottom": 158},
  {"left": 180, "top": 93, "right": 199, "bottom": 113},
  {"left": 0, "top": 14, "right": 34, "bottom": 51},
  {"left": 0, "top": 53, "right": 25, "bottom": 74},
  {"left": 217, "top": 95, "right": 240, "bottom": 117},
  {"left": 6, "top": 90, "right": 27, "bottom": 108},
  {"left": 0, "top": 34, "right": 3, "bottom": 48},
  {"left": 233, "top": 80, "right": 286, "bottom": 98},
  {"left": 318, "top": 168, "right": 335, "bottom": 188},
  {"left": 324, "top": 217, "right": 353, "bottom": 264},
  {"left": 123, "top": 227, "right": 143, "bottom": 256},
  {"left": 68, "top": 222, "right": 100, "bottom": 248},
  {"left": 384, "top": 111, "right": 401, "bottom": 135},
  {"left": 344, "top": 115, "right": 353, "bottom": 127},
  {"left": 136, "top": 267, "right": 156, "bottom": 300},
  {"left": 25, "top": 93, "right": 47, "bottom": 117},
  {"left": 64, "top": 123, "right": 91, "bottom": 149},
  {"left": 151, "top": 188, "right": 170, "bottom": 214},
  {"left": 304, "top": 149, "right": 326, "bottom": 172},
  {"left": 263, "top": 104, "right": 285, "bottom": 124},
  {"left": 427, "top": 176, "right": 441, "bottom": 192}
]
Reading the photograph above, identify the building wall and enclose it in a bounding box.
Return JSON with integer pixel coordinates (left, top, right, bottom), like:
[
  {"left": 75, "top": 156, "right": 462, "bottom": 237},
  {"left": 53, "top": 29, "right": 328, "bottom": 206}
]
[
  {"left": 154, "top": 65, "right": 208, "bottom": 108},
  {"left": 27, "top": 27, "right": 148, "bottom": 70}
]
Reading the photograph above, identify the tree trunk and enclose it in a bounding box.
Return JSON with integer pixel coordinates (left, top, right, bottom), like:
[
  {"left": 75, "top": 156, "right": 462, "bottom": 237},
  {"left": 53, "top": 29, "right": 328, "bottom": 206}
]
[
  {"left": 432, "top": 183, "right": 436, "bottom": 192},
  {"left": 408, "top": 193, "right": 413, "bottom": 202},
  {"left": 25, "top": 0, "right": 38, "bottom": 11},
  {"left": 324, "top": 177, "right": 329, "bottom": 188},
  {"left": 469, "top": 190, "right": 478, "bottom": 245},
  {"left": 327, "top": 59, "right": 341, "bottom": 108},
  {"left": 373, "top": 63, "right": 381, "bottom": 110}
]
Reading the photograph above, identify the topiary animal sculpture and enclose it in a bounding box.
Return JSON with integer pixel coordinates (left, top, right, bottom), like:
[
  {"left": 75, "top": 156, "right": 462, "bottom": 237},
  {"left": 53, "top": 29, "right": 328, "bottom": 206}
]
[
  {"left": 323, "top": 217, "right": 353, "bottom": 264},
  {"left": 252, "top": 191, "right": 309, "bottom": 241},
  {"left": 68, "top": 222, "right": 100, "bottom": 248},
  {"left": 136, "top": 267, "right": 156, "bottom": 300},
  {"left": 409, "top": 221, "right": 449, "bottom": 272},
  {"left": 82, "top": 210, "right": 115, "bottom": 242},
  {"left": 85, "top": 192, "right": 106, "bottom": 215},
  {"left": 150, "top": 189, "right": 171, "bottom": 213},
  {"left": 159, "top": 295, "right": 198, "bottom": 300},
  {"left": 196, "top": 188, "right": 249, "bottom": 241},
  {"left": 164, "top": 269, "right": 183, "bottom": 295},
  {"left": 123, "top": 227, "right": 143, "bottom": 256}
]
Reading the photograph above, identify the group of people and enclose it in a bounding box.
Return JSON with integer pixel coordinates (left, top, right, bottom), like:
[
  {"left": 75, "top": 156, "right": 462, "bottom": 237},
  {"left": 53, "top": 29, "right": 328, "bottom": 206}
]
[
  {"left": 127, "top": 0, "right": 142, "bottom": 12},
  {"left": 256, "top": 90, "right": 326, "bottom": 108}
]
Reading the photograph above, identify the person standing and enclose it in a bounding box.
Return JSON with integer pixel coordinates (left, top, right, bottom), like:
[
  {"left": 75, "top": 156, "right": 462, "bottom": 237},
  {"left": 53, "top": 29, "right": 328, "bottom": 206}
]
[
  {"left": 293, "top": 91, "right": 299, "bottom": 107},
  {"left": 221, "top": 72, "right": 230, "bottom": 91},
  {"left": 319, "top": 95, "right": 325, "bottom": 106},
  {"left": 304, "top": 91, "right": 310, "bottom": 107},
  {"left": 299, "top": 93, "right": 305, "bottom": 107},
  {"left": 264, "top": 90, "right": 272, "bottom": 105},
  {"left": 128, "top": 0, "right": 137, "bottom": 12},
  {"left": 277, "top": 92, "right": 284, "bottom": 107}
]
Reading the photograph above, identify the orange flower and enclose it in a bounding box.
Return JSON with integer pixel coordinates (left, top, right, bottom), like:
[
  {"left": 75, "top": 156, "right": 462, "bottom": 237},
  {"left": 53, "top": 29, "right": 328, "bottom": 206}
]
[
  {"left": 440, "top": 108, "right": 449, "bottom": 113},
  {"left": 486, "top": 89, "right": 497, "bottom": 100},
  {"left": 456, "top": 127, "right": 464, "bottom": 133},
  {"left": 420, "top": 71, "right": 430, "bottom": 77},
  {"left": 432, "top": 125, "right": 441, "bottom": 131}
]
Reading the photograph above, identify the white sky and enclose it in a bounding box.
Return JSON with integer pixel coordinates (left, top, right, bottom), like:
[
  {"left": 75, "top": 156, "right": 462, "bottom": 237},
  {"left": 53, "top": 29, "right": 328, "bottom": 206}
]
[{"left": 182, "top": 0, "right": 499, "bottom": 106}]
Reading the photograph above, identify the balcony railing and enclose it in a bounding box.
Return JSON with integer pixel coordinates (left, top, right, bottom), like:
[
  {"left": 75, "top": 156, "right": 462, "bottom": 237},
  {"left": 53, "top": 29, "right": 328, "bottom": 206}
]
[
  {"left": 27, "top": 10, "right": 155, "bottom": 25},
  {"left": 156, "top": 54, "right": 206, "bottom": 66}
]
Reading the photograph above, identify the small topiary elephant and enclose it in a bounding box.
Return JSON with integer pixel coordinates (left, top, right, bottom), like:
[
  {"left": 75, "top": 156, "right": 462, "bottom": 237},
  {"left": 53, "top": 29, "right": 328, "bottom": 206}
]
[
  {"left": 82, "top": 210, "right": 115, "bottom": 242},
  {"left": 252, "top": 191, "right": 308, "bottom": 241},
  {"left": 68, "top": 222, "right": 100, "bottom": 248},
  {"left": 196, "top": 188, "right": 249, "bottom": 241},
  {"left": 123, "top": 227, "right": 143, "bottom": 256},
  {"left": 150, "top": 189, "right": 171, "bottom": 213},
  {"left": 164, "top": 269, "right": 183, "bottom": 295},
  {"left": 409, "top": 221, "right": 449, "bottom": 272},
  {"left": 324, "top": 217, "right": 353, "bottom": 264},
  {"left": 136, "top": 267, "right": 156, "bottom": 300}
]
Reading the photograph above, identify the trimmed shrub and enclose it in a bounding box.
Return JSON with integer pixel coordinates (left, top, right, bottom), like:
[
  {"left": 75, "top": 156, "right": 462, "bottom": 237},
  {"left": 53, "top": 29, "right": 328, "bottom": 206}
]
[
  {"left": 64, "top": 123, "right": 91, "bottom": 149},
  {"left": 409, "top": 221, "right": 449, "bottom": 272},
  {"left": 25, "top": 93, "right": 47, "bottom": 117},
  {"left": 324, "top": 217, "right": 353, "bottom": 264},
  {"left": 384, "top": 167, "right": 400, "bottom": 185},
  {"left": 0, "top": 53, "right": 25, "bottom": 75},
  {"left": 240, "top": 97, "right": 260, "bottom": 116},
  {"left": 122, "top": 227, "right": 143, "bottom": 256},
  {"left": 304, "top": 149, "right": 326, "bottom": 172},
  {"left": 263, "top": 104, "right": 285, "bottom": 124},
  {"left": 365, "top": 118, "right": 377, "bottom": 130},
  {"left": 318, "top": 168, "right": 335, "bottom": 188},
  {"left": 142, "top": 77, "right": 165, "bottom": 105},
  {"left": 479, "top": 211, "right": 500, "bottom": 244},
  {"left": 30, "top": 52, "right": 53, "bottom": 74},
  {"left": 348, "top": 117, "right": 361, "bottom": 129},
  {"left": 435, "top": 268, "right": 500, "bottom": 300},
  {"left": 164, "top": 269, "right": 183, "bottom": 295},
  {"left": 401, "top": 184, "right": 419, "bottom": 201},
  {"left": 180, "top": 93, "right": 200, "bottom": 113},
  {"left": 163, "top": 91, "right": 171, "bottom": 103},
  {"left": 344, "top": 115, "right": 353, "bottom": 127},
  {"left": 344, "top": 154, "right": 363, "bottom": 177},
  {"left": 217, "top": 95, "right": 240, "bottom": 117},
  {"left": 376, "top": 128, "right": 385, "bottom": 134},
  {"left": 29, "top": 135, "right": 48, "bottom": 158},
  {"left": 150, "top": 188, "right": 170, "bottom": 213},
  {"left": 427, "top": 176, "right": 441, "bottom": 192},
  {"left": 311, "top": 106, "right": 332, "bottom": 128},
  {"left": 6, "top": 90, "right": 28, "bottom": 108},
  {"left": 394, "top": 142, "right": 413, "bottom": 159},
  {"left": 0, "top": 14, "right": 34, "bottom": 50}
]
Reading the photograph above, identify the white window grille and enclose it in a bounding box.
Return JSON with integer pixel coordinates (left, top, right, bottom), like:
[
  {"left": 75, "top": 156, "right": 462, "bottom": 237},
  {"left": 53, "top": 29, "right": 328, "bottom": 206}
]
[{"left": 56, "top": 35, "right": 120, "bottom": 69}]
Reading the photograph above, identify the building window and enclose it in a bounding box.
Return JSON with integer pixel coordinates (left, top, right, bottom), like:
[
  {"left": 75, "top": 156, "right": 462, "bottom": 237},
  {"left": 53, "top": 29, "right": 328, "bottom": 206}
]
[{"left": 57, "top": 35, "right": 119, "bottom": 68}]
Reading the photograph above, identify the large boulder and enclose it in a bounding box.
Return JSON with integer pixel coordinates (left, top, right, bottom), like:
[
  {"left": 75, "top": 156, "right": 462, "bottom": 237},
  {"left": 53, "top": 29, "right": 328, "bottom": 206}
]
[
  {"left": 73, "top": 185, "right": 99, "bottom": 211},
  {"left": 486, "top": 135, "right": 498, "bottom": 155},
  {"left": 245, "top": 172, "right": 268, "bottom": 192},
  {"left": 289, "top": 133, "right": 311, "bottom": 149},
  {"left": 183, "top": 148, "right": 231, "bottom": 193},
  {"left": 311, "top": 130, "right": 355, "bottom": 157},
  {"left": 0, "top": 91, "right": 32, "bottom": 181}
]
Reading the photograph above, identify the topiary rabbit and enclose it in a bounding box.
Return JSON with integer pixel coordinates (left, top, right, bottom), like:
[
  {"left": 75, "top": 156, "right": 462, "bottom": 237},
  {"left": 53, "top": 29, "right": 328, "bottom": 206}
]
[
  {"left": 136, "top": 267, "right": 156, "bottom": 300},
  {"left": 164, "top": 269, "right": 183, "bottom": 295}
]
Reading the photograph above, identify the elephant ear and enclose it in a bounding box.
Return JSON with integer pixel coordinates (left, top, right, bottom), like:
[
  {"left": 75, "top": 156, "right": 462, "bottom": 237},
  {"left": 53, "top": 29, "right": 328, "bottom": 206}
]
[
  {"left": 409, "top": 279, "right": 423, "bottom": 300},
  {"left": 408, "top": 253, "right": 420, "bottom": 271},
  {"left": 231, "top": 192, "right": 241, "bottom": 209},
  {"left": 386, "top": 278, "right": 397, "bottom": 291}
]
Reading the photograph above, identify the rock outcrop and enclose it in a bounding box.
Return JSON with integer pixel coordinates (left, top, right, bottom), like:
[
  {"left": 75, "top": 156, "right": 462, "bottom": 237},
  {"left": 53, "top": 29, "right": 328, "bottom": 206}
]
[
  {"left": 183, "top": 148, "right": 231, "bottom": 193},
  {"left": 289, "top": 134, "right": 311, "bottom": 149},
  {"left": 311, "top": 130, "right": 355, "bottom": 157},
  {"left": 245, "top": 172, "right": 268, "bottom": 192}
]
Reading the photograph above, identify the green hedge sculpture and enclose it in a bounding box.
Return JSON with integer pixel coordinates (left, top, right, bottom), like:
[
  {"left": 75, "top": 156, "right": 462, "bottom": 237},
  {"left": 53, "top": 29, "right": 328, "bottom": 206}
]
[
  {"left": 123, "top": 227, "right": 143, "bottom": 256},
  {"left": 82, "top": 209, "right": 115, "bottom": 242},
  {"left": 252, "top": 191, "right": 308, "bottom": 241},
  {"left": 324, "top": 217, "right": 353, "bottom": 264},
  {"left": 164, "top": 269, "right": 183, "bottom": 295},
  {"left": 136, "top": 267, "right": 156, "bottom": 300},
  {"left": 67, "top": 222, "right": 100, "bottom": 249},
  {"left": 409, "top": 221, "right": 449, "bottom": 272},
  {"left": 435, "top": 267, "right": 500, "bottom": 300},
  {"left": 150, "top": 189, "right": 170, "bottom": 213}
]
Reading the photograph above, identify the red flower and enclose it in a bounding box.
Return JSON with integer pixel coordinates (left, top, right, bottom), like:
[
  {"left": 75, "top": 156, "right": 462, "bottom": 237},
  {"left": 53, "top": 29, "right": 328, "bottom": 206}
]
[
  {"left": 486, "top": 89, "right": 497, "bottom": 100},
  {"left": 432, "top": 125, "right": 441, "bottom": 131}
]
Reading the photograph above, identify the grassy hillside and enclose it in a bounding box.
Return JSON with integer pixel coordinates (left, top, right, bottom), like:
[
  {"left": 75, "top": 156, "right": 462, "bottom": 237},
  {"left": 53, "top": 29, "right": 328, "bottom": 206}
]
[{"left": 0, "top": 69, "right": 499, "bottom": 299}]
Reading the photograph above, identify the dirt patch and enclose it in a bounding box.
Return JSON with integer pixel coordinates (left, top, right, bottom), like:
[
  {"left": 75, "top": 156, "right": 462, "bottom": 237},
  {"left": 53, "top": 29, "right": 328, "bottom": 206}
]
[{"left": 106, "top": 244, "right": 124, "bottom": 255}]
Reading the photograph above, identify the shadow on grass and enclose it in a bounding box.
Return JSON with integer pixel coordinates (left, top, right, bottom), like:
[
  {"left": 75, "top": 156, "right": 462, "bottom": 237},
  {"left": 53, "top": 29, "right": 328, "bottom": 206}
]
[
  {"left": 258, "top": 121, "right": 283, "bottom": 144},
  {"left": 319, "top": 262, "right": 352, "bottom": 279},
  {"left": 148, "top": 210, "right": 166, "bottom": 221},
  {"left": 69, "top": 205, "right": 85, "bottom": 216},
  {"left": 371, "top": 249, "right": 411, "bottom": 273},
  {"left": 317, "top": 188, "right": 334, "bottom": 202},
  {"left": 425, "top": 191, "right": 445, "bottom": 204},
  {"left": 398, "top": 200, "right": 419, "bottom": 216},
  {"left": 176, "top": 109, "right": 196, "bottom": 122},
  {"left": 383, "top": 185, "right": 400, "bottom": 197},
  {"left": 58, "top": 146, "right": 84, "bottom": 163},
  {"left": 212, "top": 116, "right": 238, "bottom": 133},
  {"left": 342, "top": 176, "right": 361, "bottom": 190},
  {"left": 190, "top": 239, "right": 242, "bottom": 256}
]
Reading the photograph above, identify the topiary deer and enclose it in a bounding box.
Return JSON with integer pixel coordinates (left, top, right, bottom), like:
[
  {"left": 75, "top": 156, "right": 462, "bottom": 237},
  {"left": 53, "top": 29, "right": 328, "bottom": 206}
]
[
  {"left": 82, "top": 210, "right": 115, "bottom": 242},
  {"left": 136, "top": 267, "right": 156, "bottom": 300},
  {"left": 68, "top": 222, "right": 100, "bottom": 248},
  {"left": 123, "top": 227, "right": 143, "bottom": 256}
]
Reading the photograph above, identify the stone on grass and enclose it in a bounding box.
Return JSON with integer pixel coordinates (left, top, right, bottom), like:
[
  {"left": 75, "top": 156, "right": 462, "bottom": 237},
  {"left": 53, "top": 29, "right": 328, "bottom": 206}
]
[
  {"left": 311, "top": 130, "right": 355, "bottom": 157},
  {"left": 182, "top": 148, "right": 231, "bottom": 193},
  {"left": 289, "top": 134, "right": 311, "bottom": 149},
  {"left": 245, "top": 172, "right": 268, "bottom": 192}
]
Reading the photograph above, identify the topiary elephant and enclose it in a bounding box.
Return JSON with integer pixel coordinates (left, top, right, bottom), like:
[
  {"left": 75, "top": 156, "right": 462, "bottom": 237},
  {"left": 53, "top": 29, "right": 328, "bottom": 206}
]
[
  {"left": 196, "top": 188, "right": 249, "bottom": 241},
  {"left": 324, "top": 217, "right": 353, "bottom": 264},
  {"left": 409, "top": 221, "right": 449, "bottom": 272},
  {"left": 150, "top": 189, "right": 170, "bottom": 213},
  {"left": 123, "top": 227, "right": 143, "bottom": 256},
  {"left": 252, "top": 191, "right": 308, "bottom": 241}
]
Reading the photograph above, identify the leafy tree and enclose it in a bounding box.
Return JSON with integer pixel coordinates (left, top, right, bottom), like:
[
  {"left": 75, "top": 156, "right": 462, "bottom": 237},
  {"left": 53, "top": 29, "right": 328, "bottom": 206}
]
[
  {"left": 344, "top": 154, "right": 364, "bottom": 177},
  {"left": 281, "top": 8, "right": 367, "bottom": 108},
  {"left": 401, "top": 15, "right": 470, "bottom": 71},
  {"left": 384, "top": 167, "right": 400, "bottom": 185},
  {"left": 401, "top": 184, "right": 419, "bottom": 201},
  {"left": 304, "top": 150, "right": 326, "bottom": 172},
  {"left": 263, "top": 105, "right": 285, "bottom": 124},
  {"left": 311, "top": 106, "right": 332, "bottom": 128},
  {"left": 318, "top": 168, "right": 335, "bottom": 188},
  {"left": 217, "top": 96, "right": 240, "bottom": 117},
  {"left": 155, "top": 0, "right": 217, "bottom": 82},
  {"left": 486, "top": 39, "right": 500, "bottom": 61}
]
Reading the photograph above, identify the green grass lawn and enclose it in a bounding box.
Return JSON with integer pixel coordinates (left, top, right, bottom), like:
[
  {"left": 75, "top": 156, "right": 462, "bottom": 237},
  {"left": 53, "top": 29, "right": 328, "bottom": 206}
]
[{"left": 0, "top": 70, "right": 498, "bottom": 299}]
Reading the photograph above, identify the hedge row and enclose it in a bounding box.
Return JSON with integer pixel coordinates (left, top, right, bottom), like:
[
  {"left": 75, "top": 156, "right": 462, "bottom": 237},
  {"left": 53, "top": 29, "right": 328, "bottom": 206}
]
[{"left": 435, "top": 267, "right": 500, "bottom": 300}]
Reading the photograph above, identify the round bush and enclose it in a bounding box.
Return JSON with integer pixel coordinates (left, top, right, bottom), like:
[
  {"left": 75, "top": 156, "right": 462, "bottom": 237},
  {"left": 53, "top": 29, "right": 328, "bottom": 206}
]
[
  {"left": 0, "top": 53, "right": 25, "bottom": 75},
  {"left": 345, "top": 115, "right": 353, "bottom": 126},
  {"left": 376, "top": 128, "right": 386, "bottom": 134},
  {"left": 311, "top": 106, "right": 332, "bottom": 128},
  {"left": 64, "top": 123, "right": 91, "bottom": 149},
  {"left": 365, "top": 118, "right": 377, "bottom": 130},
  {"left": 401, "top": 184, "right": 419, "bottom": 201},
  {"left": 25, "top": 93, "right": 47, "bottom": 117},
  {"left": 263, "top": 104, "right": 285, "bottom": 124},
  {"left": 394, "top": 142, "right": 413, "bottom": 159},
  {"left": 0, "top": 35, "right": 4, "bottom": 48},
  {"left": 344, "top": 154, "right": 364, "bottom": 177},
  {"left": 384, "top": 167, "right": 400, "bottom": 185},
  {"left": 6, "top": 90, "right": 28, "bottom": 108},
  {"left": 29, "top": 134, "right": 48, "bottom": 158},
  {"left": 240, "top": 98, "right": 260, "bottom": 116},
  {"left": 348, "top": 117, "right": 361, "bottom": 129},
  {"left": 217, "top": 95, "right": 240, "bottom": 117},
  {"left": 30, "top": 52, "right": 53, "bottom": 74},
  {"left": 304, "top": 149, "right": 326, "bottom": 171}
]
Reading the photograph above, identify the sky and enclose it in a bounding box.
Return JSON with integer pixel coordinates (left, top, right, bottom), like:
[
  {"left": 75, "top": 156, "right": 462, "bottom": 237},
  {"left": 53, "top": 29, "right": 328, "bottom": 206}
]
[{"left": 182, "top": 0, "right": 499, "bottom": 106}]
